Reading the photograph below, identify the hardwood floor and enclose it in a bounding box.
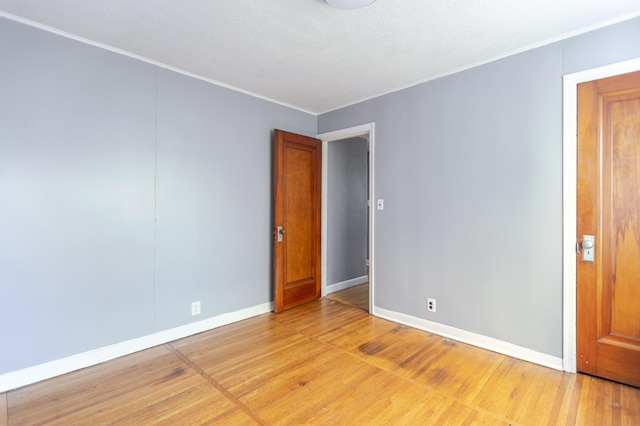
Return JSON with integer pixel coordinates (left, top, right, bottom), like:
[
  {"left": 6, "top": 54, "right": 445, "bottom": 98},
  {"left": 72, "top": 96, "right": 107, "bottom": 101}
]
[
  {"left": 2, "top": 298, "right": 639, "bottom": 425},
  {"left": 0, "top": 392, "right": 6, "bottom": 426},
  {"left": 325, "top": 282, "right": 369, "bottom": 311}
]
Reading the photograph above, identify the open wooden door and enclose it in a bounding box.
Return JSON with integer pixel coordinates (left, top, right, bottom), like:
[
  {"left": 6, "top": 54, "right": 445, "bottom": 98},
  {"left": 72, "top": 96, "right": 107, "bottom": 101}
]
[
  {"left": 577, "top": 71, "right": 640, "bottom": 387},
  {"left": 273, "top": 129, "right": 322, "bottom": 312}
]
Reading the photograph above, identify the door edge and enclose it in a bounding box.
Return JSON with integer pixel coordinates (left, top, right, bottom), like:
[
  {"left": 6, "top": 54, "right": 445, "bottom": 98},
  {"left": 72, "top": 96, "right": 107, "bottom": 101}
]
[{"left": 562, "top": 57, "right": 640, "bottom": 373}]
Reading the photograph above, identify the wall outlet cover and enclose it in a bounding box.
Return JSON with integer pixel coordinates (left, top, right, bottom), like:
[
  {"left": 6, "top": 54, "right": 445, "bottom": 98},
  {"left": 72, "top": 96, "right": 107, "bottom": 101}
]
[
  {"left": 427, "top": 298, "right": 436, "bottom": 313},
  {"left": 191, "top": 301, "right": 201, "bottom": 316}
]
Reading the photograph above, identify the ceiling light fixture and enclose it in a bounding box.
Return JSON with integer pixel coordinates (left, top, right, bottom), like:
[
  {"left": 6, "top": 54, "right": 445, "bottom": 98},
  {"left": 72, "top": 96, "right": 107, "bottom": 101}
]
[{"left": 325, "top": 0, "right": 376, "bottom": 10}]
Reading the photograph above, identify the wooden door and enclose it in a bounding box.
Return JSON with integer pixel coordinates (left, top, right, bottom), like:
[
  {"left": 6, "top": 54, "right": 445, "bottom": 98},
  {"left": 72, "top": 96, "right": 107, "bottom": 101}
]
[
  {"left": 273, "top": 129, "right": 322, "bottom": 312},
  {"left": 577, "top": 71, "right": 640, "bottom": 387}
]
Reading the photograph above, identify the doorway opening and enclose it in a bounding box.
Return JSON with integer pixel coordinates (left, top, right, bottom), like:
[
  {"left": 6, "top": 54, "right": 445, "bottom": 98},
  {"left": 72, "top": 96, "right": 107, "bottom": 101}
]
[{"left": 318, "top": 123, "right": 375, "bottom": 313}]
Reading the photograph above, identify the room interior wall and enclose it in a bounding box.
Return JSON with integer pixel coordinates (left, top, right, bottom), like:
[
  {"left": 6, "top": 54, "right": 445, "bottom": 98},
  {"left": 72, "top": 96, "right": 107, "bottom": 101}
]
[
  {"left": 1, "top": 11, "right": 639, "bottom": 380},
  {"left": 327, "top": 137, "right": 368, "bottom": 287},
  {"left": 0, "top": 16, "right": 316, "bottom": 375},
  {"left": 318, "top": 16, "right": 640, "bottom": 358}
]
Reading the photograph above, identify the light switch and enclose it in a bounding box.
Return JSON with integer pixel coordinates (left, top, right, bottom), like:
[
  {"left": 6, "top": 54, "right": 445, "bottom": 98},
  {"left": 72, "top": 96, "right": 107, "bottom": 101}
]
[{"left": 377, "top": 199, "right": 384, "bottom": 210}]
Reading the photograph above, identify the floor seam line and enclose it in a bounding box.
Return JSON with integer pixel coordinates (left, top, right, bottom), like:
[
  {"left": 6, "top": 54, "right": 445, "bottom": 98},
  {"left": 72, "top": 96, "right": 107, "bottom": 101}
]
[
  {"left": 165, "top": 343, "right": 267, "bottom": 425},
  {"left": 278, "top": 308, "right": 519, "bottom": 425}
]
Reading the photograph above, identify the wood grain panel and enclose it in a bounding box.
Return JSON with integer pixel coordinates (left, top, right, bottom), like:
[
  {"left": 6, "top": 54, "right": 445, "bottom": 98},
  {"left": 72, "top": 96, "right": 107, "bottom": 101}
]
[
  {"left": 609, "top": 95, "right": 640, "bottom": 338},
  {"left": 284, "top": 146, "right": 314, "bottom": 282},
  {"left": 577, "top": 71, "right": 640, "bottom": 387},
  {"left": 273, "top": 130, "right": 321, "bottom": 312}
]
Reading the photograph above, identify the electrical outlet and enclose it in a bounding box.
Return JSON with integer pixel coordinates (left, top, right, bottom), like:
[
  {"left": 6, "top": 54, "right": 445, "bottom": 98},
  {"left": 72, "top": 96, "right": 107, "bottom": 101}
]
[
  {"left": 427, "top": 298, "right": 436, "bottom": 313},
  {"left": 191, "top": 301, "right": 201, "bottom": 316}
]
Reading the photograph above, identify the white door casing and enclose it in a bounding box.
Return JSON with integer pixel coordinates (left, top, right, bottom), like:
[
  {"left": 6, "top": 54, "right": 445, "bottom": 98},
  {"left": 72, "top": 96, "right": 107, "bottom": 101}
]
[
  {"left": 317, "top": 123, "right": 375, "bottom": 313},
  {"left": 562, "top": 57, "right": 640, "bottom": 373}
]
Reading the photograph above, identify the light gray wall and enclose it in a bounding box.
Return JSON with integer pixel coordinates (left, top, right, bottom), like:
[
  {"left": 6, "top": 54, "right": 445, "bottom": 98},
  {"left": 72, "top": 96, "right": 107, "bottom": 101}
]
[
  {"left": 1, "top": 13, "right": 639, "bottom": 375},
  {"left": 327, "top": 137, "right": 368, "bottom": 286},
  {"left": 0, "top": 17, "right": 315, "bottom": 374},
  {"left": 153, "top": 69, "right": 314, "bottom": 330},
  {"left": 318, "top": 17, "right": 640, "bottom": 358}
]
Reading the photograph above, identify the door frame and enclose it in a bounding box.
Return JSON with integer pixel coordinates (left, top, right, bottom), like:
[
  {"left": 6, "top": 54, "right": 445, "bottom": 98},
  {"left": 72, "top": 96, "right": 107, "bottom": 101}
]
[
  {"left": 562, "top": 57, "right": 640, "bottom": 373},
  {"left": 317, "top": 123, "right": 375, "bottom": 313}
]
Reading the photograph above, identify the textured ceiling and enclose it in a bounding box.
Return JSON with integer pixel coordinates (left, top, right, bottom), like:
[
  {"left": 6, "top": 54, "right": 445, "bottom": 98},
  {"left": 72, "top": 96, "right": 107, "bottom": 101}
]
[{"left": 0, "top": 0, "right": 639, "bottom": 114}]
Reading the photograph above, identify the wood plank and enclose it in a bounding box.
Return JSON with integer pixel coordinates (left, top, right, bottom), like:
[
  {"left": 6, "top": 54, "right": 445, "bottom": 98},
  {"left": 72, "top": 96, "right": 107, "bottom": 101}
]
[
  {"left": 5, "top": 299, "right": 640, "bottom": 425},
  {"left": 271, "top": 297, "right": 352, "bottom": 327},
  {"left": 0, "top": 392, "right": 7, "bottom": 426},
  {"left": 113, "top": 384, "right": 253, "bottom": 425},
  {"left": 472, "top": 356, "right": 640, "bottom": 425},
  {"left": 170, "top": 314, "right": 332, "bottom": 396},
  {"left": 315, "top": 313, "right": 505, "bottom": 402},
  {"left": 472, "top": 356, "right": 570, "bottom": 424},
  {"left": 7, "top": 346, "right": 208, "bottom": 425},
  {"left": 285, "top": 301, "right": 369, "bottom": 338},
  {"left": 326, "top": 282, "right": 369, "bottom": 311},
  {"left": 384, "top": 332, "right": 504, "bottom": 403}
]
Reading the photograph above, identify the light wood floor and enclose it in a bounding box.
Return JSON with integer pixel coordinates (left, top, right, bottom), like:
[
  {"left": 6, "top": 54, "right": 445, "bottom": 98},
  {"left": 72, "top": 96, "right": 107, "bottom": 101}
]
[
  {"left": 326, "top": 282, "right": 369, "bottom": 311},
  {"left": 2, "top": 298, "right": 639, "bottom": 425}
]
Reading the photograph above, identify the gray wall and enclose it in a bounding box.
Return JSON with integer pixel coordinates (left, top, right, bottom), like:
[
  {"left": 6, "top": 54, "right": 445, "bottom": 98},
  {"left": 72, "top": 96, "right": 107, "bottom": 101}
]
[
  {"left": 0, "top": 17, "right": 315, "bottom": 374},
  {"left": 318, "top": 17, "right": 640, "bottom": 358},
  {"left": 327, "top": 137, "right": 368, "bottom": 286},
  {"left": 1, "top": 12, "right": 639, "bottom": 375}
]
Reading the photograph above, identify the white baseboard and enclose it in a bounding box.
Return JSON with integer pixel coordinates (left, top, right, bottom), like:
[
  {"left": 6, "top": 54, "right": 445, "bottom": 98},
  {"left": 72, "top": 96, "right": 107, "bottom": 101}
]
[
  {"left": 0, "top": 302, "right": 274, "bottom": 392},
  {"left": 326, "top": 275, "right": 368, "bottom": 294},
  {"left": 372, "top": 307, "right": 563, "bottom": 371}
]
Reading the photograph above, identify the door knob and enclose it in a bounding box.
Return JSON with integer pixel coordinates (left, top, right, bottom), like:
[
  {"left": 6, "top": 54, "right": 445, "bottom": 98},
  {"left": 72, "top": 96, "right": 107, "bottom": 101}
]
[
  {"left": 581, "top": 235, "right": 595, "bottom": 262},
  {"left": 277, "top": 226, "right": 285, "bottom": 243}
]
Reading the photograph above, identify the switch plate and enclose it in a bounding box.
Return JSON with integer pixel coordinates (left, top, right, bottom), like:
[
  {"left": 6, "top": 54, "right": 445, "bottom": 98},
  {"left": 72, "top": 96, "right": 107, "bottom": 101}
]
[
  {"left": 191, "top": 301, "right": 201, "bottom": 316},
  {"left": 377, "top": 199, "right": 384, "bottom": 210}
]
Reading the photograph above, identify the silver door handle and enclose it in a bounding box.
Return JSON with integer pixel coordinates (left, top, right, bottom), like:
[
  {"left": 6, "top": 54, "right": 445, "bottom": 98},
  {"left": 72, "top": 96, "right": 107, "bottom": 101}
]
[
  {"left": 581, "top": 235, "right": 594, "bottom": 262},
  {"left": 277, "top": 226, "right": 285, "bottom": 243}
]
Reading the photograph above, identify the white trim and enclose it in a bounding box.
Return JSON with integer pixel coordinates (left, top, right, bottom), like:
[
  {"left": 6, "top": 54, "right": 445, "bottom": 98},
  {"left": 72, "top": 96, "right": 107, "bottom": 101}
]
[
  {"left": 325, "top": 275, "right": 368, "bottom": 294},
  {"left": 314, "top": 14, "right": 640, "bottom": 115},
  {"left": 562, "top": 57, "right": 640, "bottom": 374},
  {"left": 318, "top": 123, "right": 375, "bottom": 313},
  {"left": 0, "top": 302, "right": 273, "bottom": 392},
  {"left": 4, "top": 10, "right": 640, "bottom": 116},
  {"left": 0, "top": 12, "right": 316, "bottom": 116},
  {"left": 376, "top": 307, "right": 563, "bottom": 371}
]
